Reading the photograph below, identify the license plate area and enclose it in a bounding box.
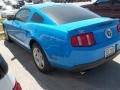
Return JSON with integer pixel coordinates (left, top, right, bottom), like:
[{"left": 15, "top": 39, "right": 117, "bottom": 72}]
[{"left": 105, "top": 45, "right": 115, "bottom": 58}]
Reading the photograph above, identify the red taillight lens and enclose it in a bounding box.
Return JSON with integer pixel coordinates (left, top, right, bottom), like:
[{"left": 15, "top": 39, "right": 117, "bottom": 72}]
[
  {"left": 80, "top": 34, "right": 88, "bottom": 46},
  {"left": 13, "top": 81, "right": 22, "bottom": 90},
  {"left": 71, "top": 32, "right": 95, "bottom": 47},
  {"left": 88, "top": 33, "right": 95, "bottom": 45},
  {"left": 71, "top": 36, "right": 79, "bottom": 46},
  {"left": 117, "top": 24, "right": 120, "bottom": 32}
]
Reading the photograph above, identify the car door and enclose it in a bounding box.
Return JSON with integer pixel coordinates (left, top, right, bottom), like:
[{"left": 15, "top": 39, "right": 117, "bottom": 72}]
[
  {"left": 111, "top": 0, "right": 120, "bottom": 18},
  {"left": 88, "top": 0, "right": 112, "bottom": 17},
  {"left": 11, "top": 8, "right": 31, "bottom": 46}
]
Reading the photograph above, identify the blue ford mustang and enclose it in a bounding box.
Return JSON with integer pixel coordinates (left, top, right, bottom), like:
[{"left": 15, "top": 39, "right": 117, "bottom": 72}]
[{"left": 3, "top": 3, "right": 120, "bottom": 73}]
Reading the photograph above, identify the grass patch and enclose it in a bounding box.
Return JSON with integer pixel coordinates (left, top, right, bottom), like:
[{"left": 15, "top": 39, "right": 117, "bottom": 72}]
[
  {"left": 0, "top": 33, "right": 5, "bottom": 40},
  {"left": 0, "top": 18, "right": 5, "bottom": 32},
  {"left": 0, "top": 18, "right": 5, "bottom": 24},
  {"left": 0, "top": 25, "right": 3, "bottom": 32},
  {"left": 0, "top": 18, "right": 5, "bottom": 40}
]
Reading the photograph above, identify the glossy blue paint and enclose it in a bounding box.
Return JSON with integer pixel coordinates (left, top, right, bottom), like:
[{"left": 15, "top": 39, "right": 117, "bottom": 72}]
[{"left": 3, "top": 3, "right": 120, "bottom": 70}]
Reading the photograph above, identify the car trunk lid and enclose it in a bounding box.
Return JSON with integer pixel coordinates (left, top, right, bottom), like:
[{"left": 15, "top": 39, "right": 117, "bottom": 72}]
[{"left": 57, "top": 17, "right": 120, "bottom": 46}]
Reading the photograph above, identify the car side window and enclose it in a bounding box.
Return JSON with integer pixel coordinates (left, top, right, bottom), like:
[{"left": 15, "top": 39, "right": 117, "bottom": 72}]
[
  {"left": 113, "top": 0, "right": 120, "bottom": 3},
  {"left": 31, "top": 13, "right": 43, "bottom": 23},
  {"left": 15, "top": 9, "right": 30, "bottom": 22},
  {"left": 96, "top": 0, "right": 111, "bottom": 5}
]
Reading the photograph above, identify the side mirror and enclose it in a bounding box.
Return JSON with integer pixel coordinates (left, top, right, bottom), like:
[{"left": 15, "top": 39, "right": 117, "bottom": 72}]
[{"left": 7, "top": 15, "right": 15, "bottom": 20}]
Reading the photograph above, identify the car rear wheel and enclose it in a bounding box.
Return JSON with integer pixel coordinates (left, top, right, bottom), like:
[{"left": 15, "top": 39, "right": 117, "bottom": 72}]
[{"left": 32, "top": 43, "right": 52, "bottom": 73}]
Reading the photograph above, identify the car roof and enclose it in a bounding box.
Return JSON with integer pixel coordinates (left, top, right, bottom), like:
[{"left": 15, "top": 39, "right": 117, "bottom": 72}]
[{"left": 23, "top": 2, "right": 63, "bottom": 10}]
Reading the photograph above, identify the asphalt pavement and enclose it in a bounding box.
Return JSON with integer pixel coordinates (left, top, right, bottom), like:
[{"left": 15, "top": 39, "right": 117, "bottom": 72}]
[{"left": 0, "top": 40, "right": 120, "bottom": 90}]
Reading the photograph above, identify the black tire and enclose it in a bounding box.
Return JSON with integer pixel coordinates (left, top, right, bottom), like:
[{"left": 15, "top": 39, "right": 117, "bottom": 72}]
[{"left": 32, "top": 43, "right": 52, "bottom": 73}]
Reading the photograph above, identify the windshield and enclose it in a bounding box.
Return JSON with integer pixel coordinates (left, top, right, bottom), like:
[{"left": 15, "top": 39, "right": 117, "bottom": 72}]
[{"left": 41, "top": 5, "right": 100, "bottom": 25}]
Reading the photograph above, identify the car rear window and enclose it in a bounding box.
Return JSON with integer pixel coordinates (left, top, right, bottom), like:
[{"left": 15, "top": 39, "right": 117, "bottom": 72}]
[{"left": 40, "top": 5, "right": 100, "bottom": 25}]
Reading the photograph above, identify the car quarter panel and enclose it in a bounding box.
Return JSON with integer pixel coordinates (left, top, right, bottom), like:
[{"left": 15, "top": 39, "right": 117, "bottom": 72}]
[{"left": 23, "top": 23, "right": 69, "bottom": 62}]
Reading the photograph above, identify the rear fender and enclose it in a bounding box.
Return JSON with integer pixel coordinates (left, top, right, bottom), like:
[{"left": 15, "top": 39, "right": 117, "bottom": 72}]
[{"left": 30, "top": 25, "right": 68, "bottom": 62}]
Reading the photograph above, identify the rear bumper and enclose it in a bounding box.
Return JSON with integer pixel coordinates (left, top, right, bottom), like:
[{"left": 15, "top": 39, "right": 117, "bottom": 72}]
[
  {"left": 72, "top": 51, "right": 120, "bottom": 71},
  {"left": 49, "top": 38, "right": 120, "bottom": 70}
]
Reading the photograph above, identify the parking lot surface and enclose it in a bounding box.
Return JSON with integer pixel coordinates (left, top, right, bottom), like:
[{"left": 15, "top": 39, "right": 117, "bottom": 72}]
[{"left": 0, "top": 40, "right": 120, "bottom": 90}]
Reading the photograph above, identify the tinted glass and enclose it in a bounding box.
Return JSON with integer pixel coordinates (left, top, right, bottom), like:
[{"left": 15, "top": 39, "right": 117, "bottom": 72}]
[
  {"left": 113, "top": 0, "right": 120, "bottom": 3},
  {"left": 15, "top": 9, "right": 30, "bottom": 22},
  {"left": 31, "top": 13, "right": 43, "bottom": 23},
  {"left": 0, "top": 54, "right": 8, "bottom": 79},
  {"left": 96, "top": 0, "right": 111, "bottom": 4},
  {"left": 41, "top": 5, "right": 100, "bottom": 24}
]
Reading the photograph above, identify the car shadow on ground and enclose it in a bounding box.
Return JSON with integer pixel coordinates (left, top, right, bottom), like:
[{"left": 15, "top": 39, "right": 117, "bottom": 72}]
[{"left": 4, "top": 41, "right": 120, "bottom": 90}]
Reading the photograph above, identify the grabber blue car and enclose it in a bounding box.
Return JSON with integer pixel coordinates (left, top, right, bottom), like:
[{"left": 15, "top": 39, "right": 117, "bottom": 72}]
[{"left": 3, "top": 3, "right": 120, "bottom": 73}]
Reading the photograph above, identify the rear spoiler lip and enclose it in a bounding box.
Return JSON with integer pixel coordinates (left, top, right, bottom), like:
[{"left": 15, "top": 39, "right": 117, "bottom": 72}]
[{"left": 56, "top": 17, "right": 115, "bottom": 32}]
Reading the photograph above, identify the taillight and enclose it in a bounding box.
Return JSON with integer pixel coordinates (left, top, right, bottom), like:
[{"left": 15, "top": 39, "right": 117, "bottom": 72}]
[
  {"left": 13, "top": 81, "right": 22, "bottom": 90},
  {"left": 117, "top": 24, "right": 120, "bottom": 32},
  {"left": 71, "top": 32, "right": 95, "bottom": 47}
]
